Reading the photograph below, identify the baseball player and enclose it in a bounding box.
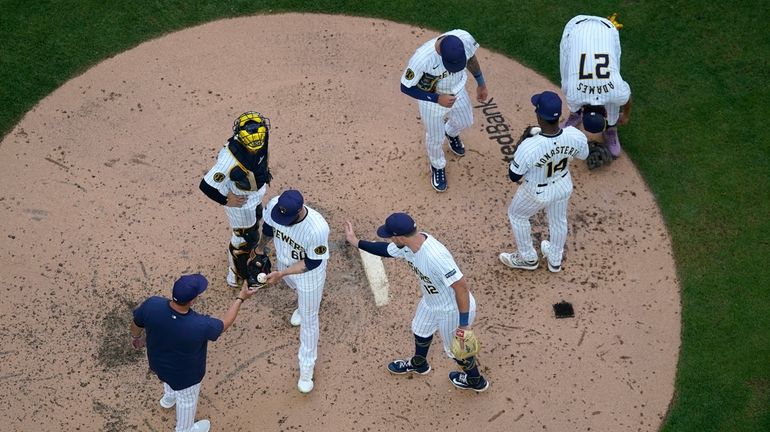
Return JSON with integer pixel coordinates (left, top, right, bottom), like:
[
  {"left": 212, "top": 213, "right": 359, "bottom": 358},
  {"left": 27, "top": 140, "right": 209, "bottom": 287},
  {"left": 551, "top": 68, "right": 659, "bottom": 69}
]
[
  {"left": 253, "top": 189, "right": 330, "bottom": 393},
  {"left": 345, "top": 213, "right": 489, "bottom": 392},
  {"left": 130, "top": 274, "right": 257, "bottom": 432},
  {"left": 559, "top": 15, "right": 632, "bottom": 157},
  {"left": 499, "top": 91, "right": 589, "bottom": 272},
  {"left": 400, "top": 30, "right": 489, "bottom": 192},
  {"left": 199, "top": 112, "right": 272, "bottom": 287}
]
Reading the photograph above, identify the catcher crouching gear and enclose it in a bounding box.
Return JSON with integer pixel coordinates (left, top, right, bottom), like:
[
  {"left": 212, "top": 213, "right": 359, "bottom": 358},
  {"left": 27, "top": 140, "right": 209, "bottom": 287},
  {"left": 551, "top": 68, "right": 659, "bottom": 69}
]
[
  {"left": 199, "top": 111, "right": 274, "bottom": 288},
  {"left": 586, "top": 140, "right": 614, "bottom": 170},
  {"left": 246, "top": 252, "right": 272, "bottom": 289}
]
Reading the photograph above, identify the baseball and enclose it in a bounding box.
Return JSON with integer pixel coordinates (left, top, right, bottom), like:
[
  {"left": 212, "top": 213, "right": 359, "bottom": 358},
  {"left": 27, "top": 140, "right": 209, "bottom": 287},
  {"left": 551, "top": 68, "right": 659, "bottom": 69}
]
[
  {"left": 257, "top": 273, "right": 267, "bottom": 284},
  {"left": 529, "top": 126, "right": 541, "bottom": 136}
]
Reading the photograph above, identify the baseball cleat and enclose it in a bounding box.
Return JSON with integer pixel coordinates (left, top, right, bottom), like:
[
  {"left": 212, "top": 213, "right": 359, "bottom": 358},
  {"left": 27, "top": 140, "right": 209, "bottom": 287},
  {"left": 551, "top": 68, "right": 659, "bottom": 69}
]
[
  {"left": 603, "top": 127, "right": 621, "bottom": 157},
  {"left": 298, "top": 372, "right": 314, "bottom": 393},
  {"left": 159, "top": 394, "right": 176, "bottom": 409},
  {"left": 540, "top": 240, "right": 562, "bottom": 273},
  {"left": 446, "top": 133, "right": 465, "bottom": 156},
  {"left": 561, "top": 111, "right": 582, "bottom": 129},
  {"left": 449, "top": 371, "right": 489, "bottom": 392},
  {"left": 430, "top": 166, "right": 447, "bottom": 192},
  {"left": 190, "top": 419, "right": 211, "bottom": 432},
  {"left": 387, "top": 358, "right": 431, "bottom": 375},
  {"left": 499, "top": 252, "right": 538, "bottom": 270},
  {"left": 290, "top": 308, "right": 301, "bottom": 327}
]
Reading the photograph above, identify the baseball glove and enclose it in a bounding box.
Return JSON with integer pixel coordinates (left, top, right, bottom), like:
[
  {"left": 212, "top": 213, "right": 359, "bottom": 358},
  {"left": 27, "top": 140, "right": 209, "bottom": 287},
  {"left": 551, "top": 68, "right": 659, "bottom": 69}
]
[
  {"left": 246, "top": 253, "right": 272, "bottom": 288},
  {"left": 514, "top": 125, "right": 540, "bottom": 150},
  {"left": 450, "top": 328, "right": 481, "bottom": 360},
  {"left": 586, "top": 141, "right": 613, "bottom": 170}
]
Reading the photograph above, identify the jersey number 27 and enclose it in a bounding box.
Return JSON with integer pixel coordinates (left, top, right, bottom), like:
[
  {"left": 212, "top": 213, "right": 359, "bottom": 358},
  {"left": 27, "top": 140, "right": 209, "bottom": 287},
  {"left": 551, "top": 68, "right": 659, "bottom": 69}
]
[{"left": 579, "top": 53, "right": 610, "bottom": 79}]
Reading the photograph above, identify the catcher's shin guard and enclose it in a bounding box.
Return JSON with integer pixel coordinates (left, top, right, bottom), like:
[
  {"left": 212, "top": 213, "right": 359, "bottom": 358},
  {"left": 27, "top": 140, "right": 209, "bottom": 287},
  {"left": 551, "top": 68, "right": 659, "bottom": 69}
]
[{"left": 229, "top": 242, "right": 251, "bottom": 281}]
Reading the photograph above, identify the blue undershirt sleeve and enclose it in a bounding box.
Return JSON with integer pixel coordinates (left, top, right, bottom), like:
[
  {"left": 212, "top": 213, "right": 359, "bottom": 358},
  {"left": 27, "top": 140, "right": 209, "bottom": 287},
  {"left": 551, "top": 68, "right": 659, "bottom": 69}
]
[
  {"left": 262, "top": 222, "right": 274, "bottom": 237},
  {"left": 304, "top": 257, "right": 322, "bottom": 271},
  {"left": 358, "top": 240, "right": 392, "bottom": 257},
  {"left": 199, "top": 179, "right": 228, "bottom": 205},
  {"left": 400, "top": 83, "right": 439, "bottom": 103},
  {"left": 509, "top": 167, "right": 523, "bottom": 183}
]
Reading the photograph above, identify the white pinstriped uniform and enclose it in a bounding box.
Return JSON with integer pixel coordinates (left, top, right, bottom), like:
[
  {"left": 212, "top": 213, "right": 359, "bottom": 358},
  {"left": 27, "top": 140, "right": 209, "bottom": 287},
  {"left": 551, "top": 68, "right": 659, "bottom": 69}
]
[
  {"left": 203, "top": 145, "right": 268, "bottom": 238},
  {"left": 203, "top": 144, "right": 268, "bottom": 282},
  {"left": 161, "top": 382, "right": 201, "bottom": 432},
  {"left": 560, "top": 15, "right": 631, "bottom": 125},
  {"left": 263, "top": 196, "right": 329, "bottom": 378},
  {"left": 401, "top": 30, "right": 479, "bottom": 169},
  {"left": 387, "top": 234, "right": 477, "bottom": 357},
  {"left": 508, "top": 128, "right": 589, "bottom": 265}
]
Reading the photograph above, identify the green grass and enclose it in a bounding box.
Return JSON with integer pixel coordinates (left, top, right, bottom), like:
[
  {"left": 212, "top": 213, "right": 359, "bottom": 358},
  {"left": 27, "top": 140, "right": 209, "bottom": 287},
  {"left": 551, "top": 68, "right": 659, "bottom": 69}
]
[{"left": 1, "top": 1, "right": 768, "bottom": 430}]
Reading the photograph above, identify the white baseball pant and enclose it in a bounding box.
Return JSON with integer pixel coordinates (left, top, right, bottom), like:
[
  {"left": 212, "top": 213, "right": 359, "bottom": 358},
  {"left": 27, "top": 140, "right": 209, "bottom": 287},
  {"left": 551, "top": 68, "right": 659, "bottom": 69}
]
[
  {"left": 411, "top": 293, "right": 477, "bottom": 357},
  {"left": 162, "top": 381, "right": 202, "bottom": 432},
  {"left": 417, "top": 88, "right": 473, "bottom": 169},
  {"left": 282, "top": 265, "right": 327, "bottom": 377},
  {"left": 507, "top": 180, "right": 573, "bottom": 265}
]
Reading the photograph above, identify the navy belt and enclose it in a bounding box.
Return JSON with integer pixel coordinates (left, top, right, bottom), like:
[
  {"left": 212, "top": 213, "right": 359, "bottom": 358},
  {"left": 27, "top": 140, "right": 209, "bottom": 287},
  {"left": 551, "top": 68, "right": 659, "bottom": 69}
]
[{"left": 536, "top": 171, "right": 568, "bottom": 187}]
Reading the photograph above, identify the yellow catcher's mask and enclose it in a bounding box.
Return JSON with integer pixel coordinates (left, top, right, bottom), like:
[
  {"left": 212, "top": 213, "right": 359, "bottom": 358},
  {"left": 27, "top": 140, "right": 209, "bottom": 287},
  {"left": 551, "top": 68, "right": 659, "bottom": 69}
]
[{"left": 233, "top": 111, "right": 270, "bottom": 152}]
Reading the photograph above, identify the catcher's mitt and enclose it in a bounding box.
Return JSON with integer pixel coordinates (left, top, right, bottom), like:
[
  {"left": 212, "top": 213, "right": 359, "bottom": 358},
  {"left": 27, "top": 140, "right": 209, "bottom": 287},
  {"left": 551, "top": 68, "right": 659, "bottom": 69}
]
[
  {"left": 246, "top": 253, "right": 272, "bottom": 288},
  {"left": 586, "top": 141, "right": 613, "bottom": 170},
  {"left": 450, "top": 328, "right": 481, "bottom": 360}
]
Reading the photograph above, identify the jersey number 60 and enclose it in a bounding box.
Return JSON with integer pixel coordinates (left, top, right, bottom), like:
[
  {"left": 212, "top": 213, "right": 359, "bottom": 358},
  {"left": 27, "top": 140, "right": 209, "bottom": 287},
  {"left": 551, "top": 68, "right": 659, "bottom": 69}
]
[{"left": 291, "top": 250, "right": 308, "bottom": 260}]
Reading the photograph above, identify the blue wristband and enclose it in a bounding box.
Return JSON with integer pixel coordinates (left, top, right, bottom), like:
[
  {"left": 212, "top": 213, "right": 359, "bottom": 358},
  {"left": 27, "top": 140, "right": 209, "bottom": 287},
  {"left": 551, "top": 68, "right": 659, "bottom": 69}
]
[
  {"left": 473, "top": 72, "right": 485, "bottom": 87},
  {"left": 459, "top": 312, "right": 469, "bottom": 327}
]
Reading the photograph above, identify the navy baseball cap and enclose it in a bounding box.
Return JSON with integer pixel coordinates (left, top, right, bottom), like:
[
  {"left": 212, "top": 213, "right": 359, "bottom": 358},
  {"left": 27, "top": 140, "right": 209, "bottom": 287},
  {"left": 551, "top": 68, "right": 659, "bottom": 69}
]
[
  {"left": 271, "top": 189, "right": 304, "bottom": 226},
  {"left": 172, "top": 274, "right": 208, "bottom": 303},
  {"left": 531, "top": 91, "right": 562, "bottom": 121},
  {"left": 377, "top": 212, "right": 417, "bottom": 238},
  {"left": 582, "top": 111, "right": 607, "bottom": 133},
  {"left": 439, "top": 35, "right": 466, "bottom": 73}
]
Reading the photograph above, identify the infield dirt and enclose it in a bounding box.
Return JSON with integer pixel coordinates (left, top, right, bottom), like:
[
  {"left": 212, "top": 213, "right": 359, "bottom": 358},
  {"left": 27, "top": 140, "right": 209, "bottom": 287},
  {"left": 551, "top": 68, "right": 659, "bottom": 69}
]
[{"left": 0, "top": 13, "right": 680, "bottom": 432}]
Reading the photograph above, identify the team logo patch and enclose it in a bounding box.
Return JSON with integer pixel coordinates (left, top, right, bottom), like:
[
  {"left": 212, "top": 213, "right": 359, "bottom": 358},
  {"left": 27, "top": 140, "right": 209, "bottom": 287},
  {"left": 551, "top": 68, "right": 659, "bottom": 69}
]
[
  {"left": 405, "top": 68, "right": 415, "bottom": 80},
  {"left": 445, "top": 269, "right": 457, "bottom": 278},
  {"left": 213, "top": 172, "right": 225, "bottom": 182},
  {"left": 314, "top": 245, "right": 328, "bottom": 255}
]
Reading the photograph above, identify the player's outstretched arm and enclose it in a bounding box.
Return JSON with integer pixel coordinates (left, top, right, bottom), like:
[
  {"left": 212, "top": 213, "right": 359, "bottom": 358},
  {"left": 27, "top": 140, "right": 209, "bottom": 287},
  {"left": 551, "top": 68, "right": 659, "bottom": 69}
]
[
  {"left": 344, "top": 221, "right": 360, "bottom": 247},
  {"left": 221, "top": 283, "right": 258, "bottom": 331},
  {"left": 345, "top": 221, "right": 393, "bottom": 257}
]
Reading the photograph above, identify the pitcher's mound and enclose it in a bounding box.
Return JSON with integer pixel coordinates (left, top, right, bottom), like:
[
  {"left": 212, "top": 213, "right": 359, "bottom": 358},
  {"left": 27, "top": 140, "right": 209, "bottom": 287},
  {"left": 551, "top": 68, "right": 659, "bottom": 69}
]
[{"left": 0, "top": 13, "right": 679, "bottom": 432}]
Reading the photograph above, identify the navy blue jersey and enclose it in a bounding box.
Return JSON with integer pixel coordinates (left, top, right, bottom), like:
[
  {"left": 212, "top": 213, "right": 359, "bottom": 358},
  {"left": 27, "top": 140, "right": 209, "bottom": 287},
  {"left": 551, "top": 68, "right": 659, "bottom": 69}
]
[{"left": 133, "top": 296, "right": 224, "bottom": 390}]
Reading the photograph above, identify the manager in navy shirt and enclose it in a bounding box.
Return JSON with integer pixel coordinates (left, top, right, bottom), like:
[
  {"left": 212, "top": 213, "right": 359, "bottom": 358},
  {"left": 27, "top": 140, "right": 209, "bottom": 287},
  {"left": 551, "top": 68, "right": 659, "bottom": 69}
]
[{"left": 130, "top": 274, "right": 256, "bottom": 432}]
